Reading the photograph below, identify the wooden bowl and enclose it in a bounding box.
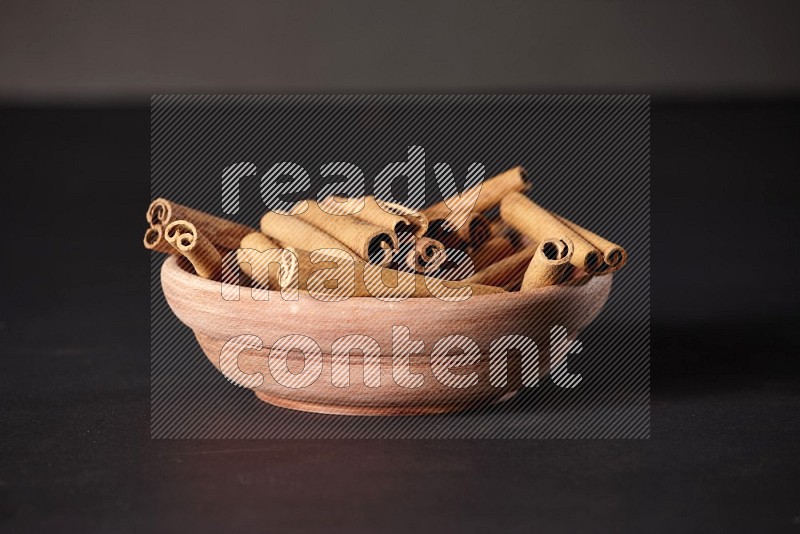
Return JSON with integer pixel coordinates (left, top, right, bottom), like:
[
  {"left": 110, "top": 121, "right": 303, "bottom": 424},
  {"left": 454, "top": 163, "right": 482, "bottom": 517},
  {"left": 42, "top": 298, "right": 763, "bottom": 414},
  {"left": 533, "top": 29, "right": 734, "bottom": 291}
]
[{"left": 161, "top": 256, "right": 612, "bottom": 416}]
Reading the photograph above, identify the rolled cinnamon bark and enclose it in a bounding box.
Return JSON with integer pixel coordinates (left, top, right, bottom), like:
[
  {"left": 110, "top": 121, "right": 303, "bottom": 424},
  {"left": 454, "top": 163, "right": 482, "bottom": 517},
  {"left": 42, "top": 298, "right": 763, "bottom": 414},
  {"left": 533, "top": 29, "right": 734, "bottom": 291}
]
[
  {"left": 463, "top": 246, "right": 536, "bottom": 289},
  {"left": 500, "top": 192, "right": 607, "bottom": 275},
  {"left": 164, "top": 220, "right": 222, "bottom": 280},
  {"left": 288, "top": 248, "right": 504, "bottom": 299},
  {"left": 240, "top": 232, "right": 280, "bottom": 251},
  {"left": 424, "top": 166, "right": 529, "bottom": 222},
  {"left": 553, "top": 214, "right": 628, "bottom": 272},
  {"left": 423, "top": 166, "right": 528, "bottom": 248},
  {"left": 233, "top": 232, "right": 290, "bottom": 290},
  {"left": 291, "top": 200, "right": 399, "bottom": 264},
  {"left": 259, "top": 211, "right": 359, "bottom": 258},
  {"left": 489, "top": 219, "right": 524, "bottom": 250},
  {"left": 521, "top": 238, "right": 574, "bottom": 290},
  {"left": 405, "top": 237, "right": 446, "bottom": 273},
  {"left": 146, "top": 198, "right": 253, "bottom": 251},
  {"left": 328, "top": 195, "right": 429, "bottom": 238},
  {"left": 470, "top": 236, "right": 517, "bottom": 271},
  {"left": 143, "top": 225, "right": 172, "bottom": 254},
  {"left": 426, "top": 213, "right": 492, "bottom": 250}
]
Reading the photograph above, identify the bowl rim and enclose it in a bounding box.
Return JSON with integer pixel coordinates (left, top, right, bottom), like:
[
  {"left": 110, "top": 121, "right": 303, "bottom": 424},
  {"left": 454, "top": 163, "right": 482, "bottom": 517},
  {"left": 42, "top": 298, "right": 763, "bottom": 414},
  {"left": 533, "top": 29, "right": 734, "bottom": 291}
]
[{"left": 161, "top": 254, "right": 611, "bottom": 305}]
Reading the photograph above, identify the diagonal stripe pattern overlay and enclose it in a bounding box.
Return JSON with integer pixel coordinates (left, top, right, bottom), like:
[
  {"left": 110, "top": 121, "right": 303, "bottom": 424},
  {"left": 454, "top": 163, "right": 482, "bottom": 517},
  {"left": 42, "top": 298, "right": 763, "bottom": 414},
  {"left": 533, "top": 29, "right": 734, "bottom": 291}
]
[{"left": 151, "top": 95, "right": 650, "bottom": 439}]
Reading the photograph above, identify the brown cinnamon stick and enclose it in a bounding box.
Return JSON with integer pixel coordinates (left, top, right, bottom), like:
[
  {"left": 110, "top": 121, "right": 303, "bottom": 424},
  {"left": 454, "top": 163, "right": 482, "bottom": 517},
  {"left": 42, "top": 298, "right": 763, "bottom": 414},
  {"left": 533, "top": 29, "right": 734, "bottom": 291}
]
[
  {"left": 233, "top": 232, "right": 289, "bottom": 290},
  {"left": 470, "top": 236, "right": 517, "bottom": 271},
  {"left": 521, "top": 238, "right": 574, "bottom": 290},
  {"left": 328, "top": 195, "right": 429, "bottom": 238},
  {"left": 423, "top": 166, "right": 528, "bottom": 249},
  {"left": 423, "top": 166, "right": 528, "bottom": 248},
  {"left": 424, "top": 166, "right": 529, "bottom": 222},
  {"left": 500, "top": 192, "right": 607, "bottom": 275},
  {"left": 164, "top": 220, "right": 222, "bottom": 280},
  {"left": 287, "top": 248, "right": 504, "bottom": 300},
  {"left": 405, "top": 237, "right": 446, "bottom": 273},
  {"left": 552, "top": 214, "right": 628, "bottom": 272},
  {"left": 259, "top": 211, "right": 359, "bottom": 258},
  {"left": 145, "top": 198, "right": 254, "bottom": 252},
  {"left": 143, "top": 225, "right": 172, "bottom": 254},
  {"left": 291, "top": 200, "right": 399, "bottom": 264},
  {"left": 463, "top": 246, "right": 536, "bottom": 289},
  {"left": 426, "top": 213, "right": 492, "bottom": 250}
]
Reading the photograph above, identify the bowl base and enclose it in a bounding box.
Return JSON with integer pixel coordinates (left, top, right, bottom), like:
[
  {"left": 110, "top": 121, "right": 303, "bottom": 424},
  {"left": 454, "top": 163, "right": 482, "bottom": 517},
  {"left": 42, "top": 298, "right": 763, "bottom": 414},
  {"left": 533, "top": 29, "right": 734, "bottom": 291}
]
[{"left": 254, "top": 390, "right": 520, "bottom": 417}]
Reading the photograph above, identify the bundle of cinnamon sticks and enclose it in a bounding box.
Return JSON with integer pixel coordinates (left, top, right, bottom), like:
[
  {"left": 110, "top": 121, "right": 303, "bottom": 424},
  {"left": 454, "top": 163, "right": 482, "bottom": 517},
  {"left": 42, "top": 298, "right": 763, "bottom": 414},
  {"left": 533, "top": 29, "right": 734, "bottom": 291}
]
[{"left": 143, "top": 166, "right": 628, "bottom": 298}]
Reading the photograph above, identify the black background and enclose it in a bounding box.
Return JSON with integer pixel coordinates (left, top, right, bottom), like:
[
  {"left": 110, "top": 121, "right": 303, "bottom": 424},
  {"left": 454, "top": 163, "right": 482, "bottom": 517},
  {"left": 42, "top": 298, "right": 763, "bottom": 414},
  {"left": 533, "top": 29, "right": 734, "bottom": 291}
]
[{"left": 2, "top": 1, "right": 800, "bottom": 531}]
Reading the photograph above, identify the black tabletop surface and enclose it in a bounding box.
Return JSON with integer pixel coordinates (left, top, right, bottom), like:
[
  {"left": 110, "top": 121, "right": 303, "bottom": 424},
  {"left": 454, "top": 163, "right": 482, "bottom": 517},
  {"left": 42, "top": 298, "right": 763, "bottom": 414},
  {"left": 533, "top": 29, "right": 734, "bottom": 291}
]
[{"left": 1, "top": 101, "right": 798, "bottom": 533}]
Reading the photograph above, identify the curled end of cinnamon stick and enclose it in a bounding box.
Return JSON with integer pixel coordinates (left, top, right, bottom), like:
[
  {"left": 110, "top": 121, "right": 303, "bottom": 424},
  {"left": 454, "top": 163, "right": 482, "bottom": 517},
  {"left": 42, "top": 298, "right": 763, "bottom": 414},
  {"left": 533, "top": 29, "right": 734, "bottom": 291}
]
[
  {"left": 165, "top": 220, "right": 198, "bottom": 251},
  {"left": 584, "top": 249, "right": 607, "bottom": 275},
  {"left": 521, "top": 237, "right": 575, "bottom": 291},
  {"left": 143, "top": 225, "right": 174, "bottom": 254},
  {"left": 604, "top": 247, "right": 628, "bottom": 271},
  {"left": 146, "top": 198, "right": 172, "bottom": 226},
  {"left": 164, "top": 220, "right": 222, "bottom": 280},
  {"left": 377, "top": 199, "right": 430, "bottom": 237},
  {"left": 143, "top": 226, "right": 162, "bottom": 250},
  {"left": 427, "top": 213, "right": 492, "bottom": 250},
  {"left": 369, "top": 232, "right": 400, "bottom": 265},
  {"left": 406, "top": 237, "right": 446, "bottom": 273},
  {"left": 517, "top": 166, "right": 530, "bottom": 187},
  {"left": 540, "top": 238, "right": 572, "bottom": 262}
]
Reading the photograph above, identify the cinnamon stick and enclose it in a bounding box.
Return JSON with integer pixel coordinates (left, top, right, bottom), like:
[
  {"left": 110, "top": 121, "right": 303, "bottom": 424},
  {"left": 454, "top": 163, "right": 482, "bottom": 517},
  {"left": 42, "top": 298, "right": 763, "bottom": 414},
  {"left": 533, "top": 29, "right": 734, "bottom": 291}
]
[
  {"left": 500, "top": 192, "right": 607, "bottom": 275},
  {"left": 288, "top": 248, "right": 504, "bottom": 300},
  {"left": 424, "top": 166, "right": 529, "bottom": 222},
  {"left": 231, "top": 238, "right": 500, "bottom": 300},
  {"left": 521, "top": 238, "right": 574, "bottom": 290},
  {"left": 470, "top": 236, "right": 517, "bottom": 271},
  {"left": 291, "top": 200, "right": 399, "bottom": 264},
  {"left": 463, "top": 246, "right": 536, "bottom": 289},
  {"left": 146, "top": 198, "right": 253, "bottom": 251},
  {"left": 423, "top": 166, "right": 528, "bottom": 248},
  {"left": 405, "top": 236, "right": 446, "bottom": 273},
  {"left": 259, "top": 211, "right": 359, "bottom": 258},
  {"left": 142, "top": 225, "right": 172, "bottom": 254},
  {"left": 328, "top": 195, "right": 429, "bottom": 238},
  {"left": 164, "top": 220, "right": 222, "bottom": 280},
  {"left": 553, "top": 214, "right": 628, "bottom": 272},
  {"left": 426, "top": 213, "right": 492, "bottom": 250},
  {"left": 233, "top": 232, "right": 290, "bottom": 290}
]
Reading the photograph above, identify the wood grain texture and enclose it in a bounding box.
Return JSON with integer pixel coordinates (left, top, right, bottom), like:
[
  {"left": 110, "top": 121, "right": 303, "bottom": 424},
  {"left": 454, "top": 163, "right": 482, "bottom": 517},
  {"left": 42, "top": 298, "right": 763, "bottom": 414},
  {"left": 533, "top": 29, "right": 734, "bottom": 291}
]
[{"left": 161, "top": 256, "right": 612, "bottom": 415}]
